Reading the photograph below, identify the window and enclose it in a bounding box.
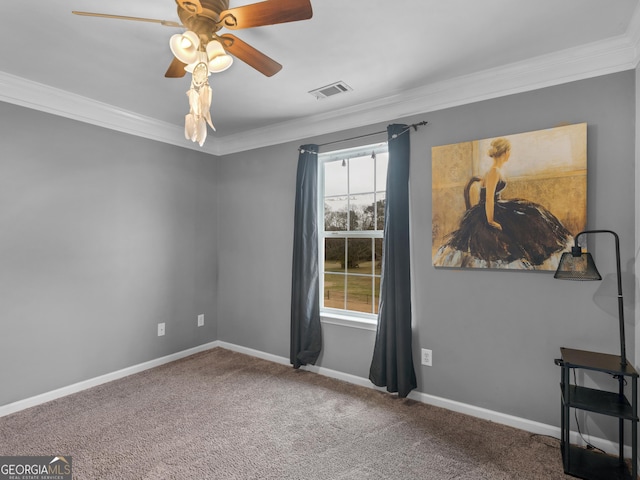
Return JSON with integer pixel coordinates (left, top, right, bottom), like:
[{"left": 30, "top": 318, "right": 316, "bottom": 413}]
[{"left": 319, "top": 142, "right": 388, "bottom": 319}]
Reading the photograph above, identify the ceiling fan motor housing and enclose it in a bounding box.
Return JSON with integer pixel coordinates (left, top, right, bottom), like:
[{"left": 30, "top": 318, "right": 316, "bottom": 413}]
[{"left": 176, "top": 0, "right": 229, "bottom": 43}]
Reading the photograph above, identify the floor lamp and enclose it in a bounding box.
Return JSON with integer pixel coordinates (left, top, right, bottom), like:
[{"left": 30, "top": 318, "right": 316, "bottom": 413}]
[{"left": 553, "top": 230, "right": 637, "bottom": 480}]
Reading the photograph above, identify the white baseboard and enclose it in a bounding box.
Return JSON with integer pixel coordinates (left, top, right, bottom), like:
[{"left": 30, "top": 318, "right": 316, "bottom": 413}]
[
  {"left": 0, "top": 341, "right": 220, "bottom": 418},
  {"left": 2, "top": 340, "right": 629, "bottom": 458}
]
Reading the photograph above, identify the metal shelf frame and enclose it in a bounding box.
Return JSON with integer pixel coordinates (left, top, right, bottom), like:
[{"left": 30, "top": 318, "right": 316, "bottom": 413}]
[{"left": 557, "top": 348, "right": 638, "bottom": 480}]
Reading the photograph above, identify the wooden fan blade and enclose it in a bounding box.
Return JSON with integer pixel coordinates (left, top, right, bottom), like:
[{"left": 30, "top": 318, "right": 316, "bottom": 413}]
[
  {"left": 219, "top": 0, "right": 312, "bottom": 30},
  {"left": 219, "top": 34, "right": 282, "bottom": 76},
  {"left": 175, "top": 0, "right": 203, "bottom": 14},
  {"left": 72, "top": 11, "right": 183, "bottom": 28},
  {"left": 165, "top": 57, "right": 188, "bottom": 78}
]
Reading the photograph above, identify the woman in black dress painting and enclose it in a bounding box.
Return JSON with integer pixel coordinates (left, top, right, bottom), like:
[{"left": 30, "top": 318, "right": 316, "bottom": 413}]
[{"left": 433, "top": 137, "right": 572, "bottom": 269}]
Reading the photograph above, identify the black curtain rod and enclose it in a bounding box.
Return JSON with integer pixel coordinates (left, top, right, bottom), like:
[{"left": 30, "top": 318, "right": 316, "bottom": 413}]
[{"left": 317, "top": 121, "right": 428, "bottom": 148}]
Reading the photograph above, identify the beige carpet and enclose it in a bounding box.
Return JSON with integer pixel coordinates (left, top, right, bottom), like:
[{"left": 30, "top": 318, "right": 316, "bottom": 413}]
[{"left": 0, "top": 347, "right": 574, "bottom": 479}]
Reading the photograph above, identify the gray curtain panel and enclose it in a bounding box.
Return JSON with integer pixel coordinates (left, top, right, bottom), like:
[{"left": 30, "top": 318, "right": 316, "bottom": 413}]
[
  {"left": 290, "top": 144, "right": 322, "bottom": 368},
  {"left": 369, "top": 124, "right": 417, "bottom": 398}
]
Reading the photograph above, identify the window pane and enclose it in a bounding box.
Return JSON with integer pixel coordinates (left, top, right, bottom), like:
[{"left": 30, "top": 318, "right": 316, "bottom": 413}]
[
  {"left": 324, "top": 273, "right": 345, "bottom": 310},
  {"left": 349, "top": 193, "right": 375, "bottom": 230},
  {"left": 374, "top": 277, "right": 381, "bottom": 314},
  {"left": 324, "top": 197, "right": 348, "bottom": 231},
  {"left": 346, "top": 275, "right": 374, "bottom": 314},
  {"left": 325, "top": 238, "right": 345, "bottom": 273},
  {"left": 376, "top": 153, "right": 389, "bottom": 192},
  {"left": 319, "top": 142, "right": 388, "bottom": 318},
  {"left": 375, "top": 238, "right": 383, "bottom": 275},
  {"left": 349, "top": 155, "right": 375, "bottom": 194},
  {"left": 325, "top": 160, "right": 348, "bottom": 196},
  {"left": 375, "top": 193, "right": 385, "bottom": 231},
  {"left": 347, "top": 238, "right": 373, "bottom": 274}
]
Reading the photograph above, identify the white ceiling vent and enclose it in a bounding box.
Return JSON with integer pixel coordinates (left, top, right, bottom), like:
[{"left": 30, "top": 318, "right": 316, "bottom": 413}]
[{"left": 309, "top": 81, "right": 353, "bottom": 100}]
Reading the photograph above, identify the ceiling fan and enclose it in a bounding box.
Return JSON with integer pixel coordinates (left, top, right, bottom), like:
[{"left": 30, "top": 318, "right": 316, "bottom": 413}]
[{"left": 72, "top": 0, "right": 313, "bottom": 145}]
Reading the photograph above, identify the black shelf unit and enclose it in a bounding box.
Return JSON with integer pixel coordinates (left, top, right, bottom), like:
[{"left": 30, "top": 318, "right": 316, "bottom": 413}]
[{"left": 557, "top": 348, "right": 638, "bottom": 480}]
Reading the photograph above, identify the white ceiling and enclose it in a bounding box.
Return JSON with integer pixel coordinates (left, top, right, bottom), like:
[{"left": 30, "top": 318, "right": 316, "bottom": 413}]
[{"left": 1, "top": 1, "right": 639, "bottom": 155}]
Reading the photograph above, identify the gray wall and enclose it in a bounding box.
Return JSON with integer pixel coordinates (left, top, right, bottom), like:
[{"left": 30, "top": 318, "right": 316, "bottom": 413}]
[
  {"left": 216, "top": 71, "right": 636, "bottom": 433},
  {"left": 217, "top": 143, "right": 297, "bottom": 355},
  {"left": 0, "top": 103, "right": 219, "bottom": 406}
]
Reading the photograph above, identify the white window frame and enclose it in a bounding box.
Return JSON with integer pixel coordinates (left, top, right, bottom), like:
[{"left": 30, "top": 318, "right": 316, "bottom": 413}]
[{"left": 318, "top": 142, "right": 388, "bottom": 329}]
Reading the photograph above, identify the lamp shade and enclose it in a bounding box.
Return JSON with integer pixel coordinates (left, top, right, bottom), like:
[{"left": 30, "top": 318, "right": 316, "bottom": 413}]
[
  {"left": 209, "top": 54, "right": 233, "bottom": 73},
  {"left": 169, "top": 30, "right": 200, "bottom": 64},
  {"left": 206, "top": 40, "right": 233, "bottom": 73},
  {"left": 206, "top": 40, "right": 225, "bottom": 58},
  {"left": 554, "top": 251, "right": 602, "bottom": 280}
]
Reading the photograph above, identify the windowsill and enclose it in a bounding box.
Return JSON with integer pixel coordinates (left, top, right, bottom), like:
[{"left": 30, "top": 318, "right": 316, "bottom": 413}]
[{"left": 320, "top": 311, "right": 378, "bottom": 331}]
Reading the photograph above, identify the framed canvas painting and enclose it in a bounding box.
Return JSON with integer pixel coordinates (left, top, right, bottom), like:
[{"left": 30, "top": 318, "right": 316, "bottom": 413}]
[{"left": 432, "top": 123, "right": 587, "bottom": 270}]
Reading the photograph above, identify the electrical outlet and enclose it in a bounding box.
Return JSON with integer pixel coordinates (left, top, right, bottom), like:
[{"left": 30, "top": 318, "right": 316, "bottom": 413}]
[
  {"left": 421, "top": 348, "right": 432, "bottom": 366},
  {"left": 157, "top": 323, "right": 165, "bottom": 336},
  {"left": 197, "top": 314, "right": 204, "bottom": 327}
]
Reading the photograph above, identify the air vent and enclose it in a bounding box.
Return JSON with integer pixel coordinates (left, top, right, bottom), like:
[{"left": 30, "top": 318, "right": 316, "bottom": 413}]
[{"left": 309, "top": 81, "right": 353, "bottom": 100}]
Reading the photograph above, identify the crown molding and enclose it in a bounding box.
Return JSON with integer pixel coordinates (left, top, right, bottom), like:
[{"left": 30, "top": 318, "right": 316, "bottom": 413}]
[
  {"left": 627, "top": 2, "right": 640, "bottom": 62},
  {"left": 215, "top": 30, "right": 640, "bottom": 154},
  {"left": 0, "top": 72, "right": 220, "bottom": 156},
  {"left": 1, "top": 17, "right": 639, "bottom": 156}
]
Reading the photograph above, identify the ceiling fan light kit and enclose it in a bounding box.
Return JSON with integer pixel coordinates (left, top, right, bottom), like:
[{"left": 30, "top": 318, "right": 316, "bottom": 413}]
[{"left": 73, "top": 0, "right": 313, "bottom": 146}]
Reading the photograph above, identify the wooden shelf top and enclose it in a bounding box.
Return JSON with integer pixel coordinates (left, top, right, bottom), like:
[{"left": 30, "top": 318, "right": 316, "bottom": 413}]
[{"left": 561, "top": 348, "right": 637, "bottom": 376}]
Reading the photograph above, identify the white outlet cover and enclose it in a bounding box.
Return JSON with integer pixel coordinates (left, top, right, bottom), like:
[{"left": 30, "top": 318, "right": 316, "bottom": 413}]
[
  {"left": 158, "top": 323, "right": 165, "bottom": 336},
  {"left": 197, "top": 314, "right": 204, "bottom": 327},
  {"left": 421, "top": 348, "right": 432, "bottom": 366}
]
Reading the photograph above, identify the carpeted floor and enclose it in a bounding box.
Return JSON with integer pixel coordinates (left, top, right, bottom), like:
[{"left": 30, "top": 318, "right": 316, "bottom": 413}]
[{"left": 0, "top": 347, "right": 575, "bottom": 479}]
